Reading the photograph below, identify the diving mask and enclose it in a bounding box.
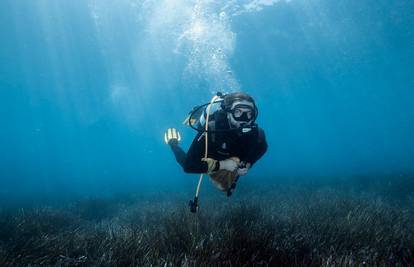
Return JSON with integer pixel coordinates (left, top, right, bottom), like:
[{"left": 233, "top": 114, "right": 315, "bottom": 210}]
[{"left": 230, "top": 104, "right": 255, "bottom": 122}]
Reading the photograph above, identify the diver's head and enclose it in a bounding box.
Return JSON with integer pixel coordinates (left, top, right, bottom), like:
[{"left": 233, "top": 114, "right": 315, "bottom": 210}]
[{"left": 222, "top": 92, "right": 258, "bottom": 129}]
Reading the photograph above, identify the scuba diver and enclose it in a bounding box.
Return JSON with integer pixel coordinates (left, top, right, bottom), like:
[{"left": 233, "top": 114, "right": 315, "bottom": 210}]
[{"left": 164, "top": 92, "right": 268, "bottom": 212}]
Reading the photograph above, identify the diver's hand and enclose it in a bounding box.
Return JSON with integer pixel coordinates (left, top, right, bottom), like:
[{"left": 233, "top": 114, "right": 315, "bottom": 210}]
[
  {"left": 164, "top": 128, "right": 181, "bottom": 145},
  {"left": 237, "top": 162, "right": 251, "bottom": 176},
  {"left": 237, "top": 167, "right": 248, "bottom": 176},
  {"left": 219, "top": 158, "right": 239, "bottom": 172}
]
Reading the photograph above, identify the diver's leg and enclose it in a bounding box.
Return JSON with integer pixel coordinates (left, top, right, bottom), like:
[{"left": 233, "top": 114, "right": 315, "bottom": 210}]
[{"left": 169, "top": 142, "right": 187, "bottom": 168}]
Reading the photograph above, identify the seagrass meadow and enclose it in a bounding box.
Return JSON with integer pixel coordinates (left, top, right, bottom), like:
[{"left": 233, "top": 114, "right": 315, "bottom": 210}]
[{"left": 1, "top": 177, "right": 413, "bottom": 266}]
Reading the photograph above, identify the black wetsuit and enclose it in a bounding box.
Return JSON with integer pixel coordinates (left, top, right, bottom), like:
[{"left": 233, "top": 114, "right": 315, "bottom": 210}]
[{"left": 170, "top": 118, "right": 268, "bottom": 173}]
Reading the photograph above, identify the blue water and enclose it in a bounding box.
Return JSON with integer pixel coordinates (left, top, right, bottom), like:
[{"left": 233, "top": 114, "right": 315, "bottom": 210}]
[{"left": 1, "top": 0, "right": 413, "bottom": 199}]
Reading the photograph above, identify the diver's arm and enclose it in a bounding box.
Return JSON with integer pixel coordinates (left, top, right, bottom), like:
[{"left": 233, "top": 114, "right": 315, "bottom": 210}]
[
  {"left": 183, "top": 133, "right": 211, "bottom": 173},
  {"left": 169, "top": 141, "right": 187, "bottom": 168}
]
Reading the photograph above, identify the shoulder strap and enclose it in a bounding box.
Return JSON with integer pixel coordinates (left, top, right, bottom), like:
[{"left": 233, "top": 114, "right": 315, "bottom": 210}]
[{"left": 208, "top": 121, "right": 216, "bottom": 143}]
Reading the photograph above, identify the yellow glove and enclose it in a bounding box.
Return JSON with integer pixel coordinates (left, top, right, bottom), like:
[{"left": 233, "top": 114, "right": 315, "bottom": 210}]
[
  {"left": 202, "top": 157, "right": 241, "bottom": 174},
  {"left": 201, "top": 158, "right": 218, "bottom": 174},
  {"left": 164, "top": 128, "right": 181, "bottom": 145}
]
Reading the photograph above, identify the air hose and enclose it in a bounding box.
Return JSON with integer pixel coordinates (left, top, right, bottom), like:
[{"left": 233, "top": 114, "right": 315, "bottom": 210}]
[{"left": 189, "top": 94, "right": 221, "bottom": 213}]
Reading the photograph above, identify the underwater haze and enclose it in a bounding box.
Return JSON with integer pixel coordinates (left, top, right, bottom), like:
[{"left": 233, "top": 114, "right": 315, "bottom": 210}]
[
  {"left": 1, "top": 0, "right": 414, "bottom": 265},
  {"left": 1, "top": 0, "right": 413, "bottom": 198}
]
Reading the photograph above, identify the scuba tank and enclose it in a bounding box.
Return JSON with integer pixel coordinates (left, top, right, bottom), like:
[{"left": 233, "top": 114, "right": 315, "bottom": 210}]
[{"left": 183, "top": 95, "right": 224, "bottom": 132}]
